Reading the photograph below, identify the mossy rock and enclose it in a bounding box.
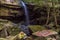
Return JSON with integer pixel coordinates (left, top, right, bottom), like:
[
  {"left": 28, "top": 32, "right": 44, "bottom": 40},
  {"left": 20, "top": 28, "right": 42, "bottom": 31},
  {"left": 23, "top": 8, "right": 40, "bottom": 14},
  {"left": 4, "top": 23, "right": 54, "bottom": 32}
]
[
  {"left": 0, "top": 19, "right": 12, "bottom": 30},
  {"left": 29, "top": 25, "right": 46, "bottom": 32},
  {"left": 0, "top": 38, "right": 7, "bottom": 40},
  {"left": 0, "top": 24, "right": 4, "bottom": 30},
  {"left": 8, "top": 26, "right": 21, "bottom": 36}
]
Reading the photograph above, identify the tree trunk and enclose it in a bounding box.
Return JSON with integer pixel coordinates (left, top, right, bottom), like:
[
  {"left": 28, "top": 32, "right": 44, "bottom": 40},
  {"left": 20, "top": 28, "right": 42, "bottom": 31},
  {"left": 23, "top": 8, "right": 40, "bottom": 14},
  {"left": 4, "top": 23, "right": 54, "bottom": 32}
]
[
  {"left": 45, "top": 0, "right": 50, "bottom": 25},
  {"left": 52, "top": 0, "right": 58, "bottom": 27},
  {"left": 46, "top": 7, "right": 50, "bottom": 25}
]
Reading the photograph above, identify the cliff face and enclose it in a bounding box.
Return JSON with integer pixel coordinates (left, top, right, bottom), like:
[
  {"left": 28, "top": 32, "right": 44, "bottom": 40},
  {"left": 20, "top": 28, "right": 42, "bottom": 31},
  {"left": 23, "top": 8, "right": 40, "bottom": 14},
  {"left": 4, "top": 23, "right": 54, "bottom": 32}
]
[
  {"left": 0, "top": 0, "right": 59, "bottom": 16},
  {"left": 0, "top": 0, "right": 22, "bottom": 16},
  {"left": 0, "top": 0, "right": 60, "bottom": 25},
  {"left": 0, "top": 6, "right": 23, "bottom": 16}
]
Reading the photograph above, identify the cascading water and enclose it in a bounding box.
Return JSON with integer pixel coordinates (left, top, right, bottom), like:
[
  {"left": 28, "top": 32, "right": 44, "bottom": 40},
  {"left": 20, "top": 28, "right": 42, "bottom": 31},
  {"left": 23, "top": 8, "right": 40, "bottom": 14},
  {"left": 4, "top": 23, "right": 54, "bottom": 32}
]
[
  {"left": 18, "top": 0, "right": 31, "bottom": 36},
  {"left": 20, "top": 1, "right": 30, "bottom": 25}
]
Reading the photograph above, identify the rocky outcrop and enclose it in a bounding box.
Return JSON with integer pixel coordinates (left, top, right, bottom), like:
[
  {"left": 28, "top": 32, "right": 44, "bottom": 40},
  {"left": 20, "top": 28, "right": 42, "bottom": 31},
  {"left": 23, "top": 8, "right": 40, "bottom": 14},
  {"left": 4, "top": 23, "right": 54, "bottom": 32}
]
[{"left": 0, "top": 0, "right": 60, "bottom": 25}]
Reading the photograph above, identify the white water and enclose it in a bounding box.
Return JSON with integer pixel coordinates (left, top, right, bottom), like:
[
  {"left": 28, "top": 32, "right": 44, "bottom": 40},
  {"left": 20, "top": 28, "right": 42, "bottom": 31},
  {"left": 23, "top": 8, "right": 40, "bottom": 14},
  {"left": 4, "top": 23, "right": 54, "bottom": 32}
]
[{"left": 20, "top": 1, "right": 30, "bottom": 25}]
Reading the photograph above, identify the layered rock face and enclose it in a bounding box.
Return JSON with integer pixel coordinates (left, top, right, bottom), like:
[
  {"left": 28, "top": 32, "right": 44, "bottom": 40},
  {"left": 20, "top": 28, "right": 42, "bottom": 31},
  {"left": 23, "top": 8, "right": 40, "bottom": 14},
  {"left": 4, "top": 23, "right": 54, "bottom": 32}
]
[{"left": 0, "top": 0, "right": 60, "bottom": 25}]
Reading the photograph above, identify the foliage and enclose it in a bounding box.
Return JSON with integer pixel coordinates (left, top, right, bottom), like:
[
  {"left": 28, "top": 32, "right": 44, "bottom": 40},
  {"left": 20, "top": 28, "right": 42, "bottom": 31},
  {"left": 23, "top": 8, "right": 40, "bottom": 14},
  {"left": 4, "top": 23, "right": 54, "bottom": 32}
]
[
  {"left": 8, "top": 26, "right": 20, "bottom": 36},
  {"left": 24, "top": 0, "right": 46, "bottom": 6},
  {"left": 23, "top": 0, "right": 59, "bottom": 6},
  {"left": 0, "top": 0, "right": 60, "bottom": 40}
]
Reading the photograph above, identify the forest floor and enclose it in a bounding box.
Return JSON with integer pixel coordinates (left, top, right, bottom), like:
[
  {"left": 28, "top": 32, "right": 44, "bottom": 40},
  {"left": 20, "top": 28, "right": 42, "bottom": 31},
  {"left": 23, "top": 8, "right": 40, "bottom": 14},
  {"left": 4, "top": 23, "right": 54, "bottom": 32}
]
[{"left": 0, "top": 25, "right": 60, "bottom": 40}]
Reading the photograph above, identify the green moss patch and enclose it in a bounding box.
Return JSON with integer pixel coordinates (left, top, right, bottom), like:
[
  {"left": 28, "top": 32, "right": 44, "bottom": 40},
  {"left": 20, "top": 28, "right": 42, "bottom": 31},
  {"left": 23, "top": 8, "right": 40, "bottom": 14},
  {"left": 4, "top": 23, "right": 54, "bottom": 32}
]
[{"left": 29, "top": 25, "right": 46, "bottom": 32}]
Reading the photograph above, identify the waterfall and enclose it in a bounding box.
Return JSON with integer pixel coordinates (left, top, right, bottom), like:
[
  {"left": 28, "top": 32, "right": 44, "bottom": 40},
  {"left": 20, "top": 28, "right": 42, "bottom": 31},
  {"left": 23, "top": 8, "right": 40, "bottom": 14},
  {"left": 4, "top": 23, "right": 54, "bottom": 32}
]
[
  {"left": 20, "top": 1, "right": 30, "bottom": 25},
  {"left": 18, "top": 0, "right": 31, "bottom": 36}
]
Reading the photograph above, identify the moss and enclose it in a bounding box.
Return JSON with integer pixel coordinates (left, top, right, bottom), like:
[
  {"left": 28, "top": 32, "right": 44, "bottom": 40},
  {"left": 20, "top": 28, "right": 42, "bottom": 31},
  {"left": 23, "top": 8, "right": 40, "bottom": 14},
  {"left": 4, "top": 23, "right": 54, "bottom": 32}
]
[
  {"left": 29, "top": 25, "right": 46, "bottom": 32},
  {"left": 8, "top": 26, "right": 20, "bottom": 36}
]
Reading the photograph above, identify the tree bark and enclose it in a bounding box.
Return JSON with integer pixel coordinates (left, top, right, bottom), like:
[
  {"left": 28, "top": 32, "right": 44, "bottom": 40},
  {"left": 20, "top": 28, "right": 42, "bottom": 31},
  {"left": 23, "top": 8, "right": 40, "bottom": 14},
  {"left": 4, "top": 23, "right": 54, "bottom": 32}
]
[
  {"left": 52, "top": 0, "right": 58, "bottom": 27},
  {"left": 45, "top": 0, "right": 50, "bottom": 25},
  {"left": 46, "top": 7, "right": 50, "bottom": 25}
]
